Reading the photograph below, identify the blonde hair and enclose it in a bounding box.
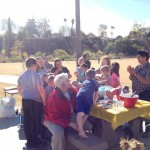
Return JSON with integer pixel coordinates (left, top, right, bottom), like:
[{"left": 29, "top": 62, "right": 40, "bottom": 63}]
[
  {"left": 100, "top": 65, "right": 109, "bottom": 72},
  {"left": 99, "top": 55, "right": 111, "bottom": 67}
]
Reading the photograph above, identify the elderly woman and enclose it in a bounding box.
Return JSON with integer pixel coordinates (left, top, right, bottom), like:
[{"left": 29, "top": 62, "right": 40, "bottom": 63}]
[{"left": 43, "top": 73, "right": 78, "bottom": 150}]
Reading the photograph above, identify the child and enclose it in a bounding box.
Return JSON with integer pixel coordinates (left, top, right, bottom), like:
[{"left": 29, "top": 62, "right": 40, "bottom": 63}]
[
  {"left": 75, "top": 63, "right": 88, "bottom": 83},
  {"left": 110, "top": 62, "right": 120, "bottom": 88},
  {"left": 96, "top": 55, "right": 111, "bottom": 74},
  {"left": 42, "top": 74, "right": 49, "bottom": 88},
  {"left": 76, "top": 69, "right": 99, "bottom": 138},
  {"left": 45, "top": 75, "right": 55, "bottom": 100},
  {"left": 96, "top": 65, "right": 112, "bottom": 86}
]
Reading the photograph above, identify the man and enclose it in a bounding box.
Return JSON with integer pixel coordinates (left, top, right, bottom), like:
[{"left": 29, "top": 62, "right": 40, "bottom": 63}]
[
  {"left": 17, "top": 57, "right": 46, "bottom": 148},
  {"left": 127, "top": 50, "right": 150, "bottom": 138}
]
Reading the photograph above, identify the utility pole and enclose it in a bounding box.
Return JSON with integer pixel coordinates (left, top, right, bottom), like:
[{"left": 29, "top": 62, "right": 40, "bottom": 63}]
[{"left": 75, "top": 0, "right": 81, "bottom": 66}]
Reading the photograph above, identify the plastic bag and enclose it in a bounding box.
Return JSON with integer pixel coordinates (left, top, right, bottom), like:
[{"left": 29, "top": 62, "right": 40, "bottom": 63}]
[{"left": 0, "top": 97, "right": 16, "bottom": 118}]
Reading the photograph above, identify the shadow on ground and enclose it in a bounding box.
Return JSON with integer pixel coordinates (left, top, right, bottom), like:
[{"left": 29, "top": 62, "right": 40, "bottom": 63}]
[{"left": 0, "top": 116, "right": 18, "bottom": 129}]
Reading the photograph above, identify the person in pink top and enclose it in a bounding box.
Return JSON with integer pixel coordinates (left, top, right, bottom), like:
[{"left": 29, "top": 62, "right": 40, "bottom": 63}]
[{"left": 110, "top": 62, "right": 120, "bottom": 88}]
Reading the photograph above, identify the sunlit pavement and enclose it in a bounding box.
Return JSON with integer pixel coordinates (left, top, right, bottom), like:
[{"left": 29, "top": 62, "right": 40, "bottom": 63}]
[
  {"left": 0, "top": 109, "right": 150, "bottom": 149},
  {"left": 0, "top": 75, "right": 19, "bottom": 85}
]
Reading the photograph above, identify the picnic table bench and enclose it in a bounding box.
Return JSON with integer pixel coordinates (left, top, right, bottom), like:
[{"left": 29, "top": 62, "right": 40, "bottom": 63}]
[
  {"left": 66, "top": 128, "right": 108, "bottom": 150},
  {"left": 3, "top": 86, "right": 19, "bottom": 97}
]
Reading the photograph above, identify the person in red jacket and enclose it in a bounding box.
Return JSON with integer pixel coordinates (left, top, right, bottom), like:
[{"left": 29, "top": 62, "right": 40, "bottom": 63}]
[{"left": 44, "top": 73, "right": 78, "bottom": 150}]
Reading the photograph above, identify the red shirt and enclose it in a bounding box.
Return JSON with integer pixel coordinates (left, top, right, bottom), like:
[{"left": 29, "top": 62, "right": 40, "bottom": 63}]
[{"left": 44, "top": 86, "right": 77, "bottom": 128}]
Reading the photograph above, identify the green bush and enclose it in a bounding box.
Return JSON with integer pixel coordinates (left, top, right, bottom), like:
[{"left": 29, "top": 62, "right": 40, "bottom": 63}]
[
  {"left": 53, "top": 49, "right": 71, "bottom": 61},
  {"left": 1, "top": 49, "right": 6, "bottom": 56},
  {"left": 0, "top": 55, "right": 9, "bottom": 63},
  {"left": 35, "top": 51, "right": 45, "bottom": 57},
  {"left": 9, "top": 55, "right": 22, "bottom": 62},
  {"left": 109, "top": 53, "right": 117, "bottom": 59}
]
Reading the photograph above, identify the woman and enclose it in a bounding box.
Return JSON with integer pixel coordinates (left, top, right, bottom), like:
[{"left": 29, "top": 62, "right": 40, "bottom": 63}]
[
  {"left": 43, "top": 73, "right": 78, "bottom": 150},
  {"left": 51, "top": 58, "right": 72, "bottom": 79},
  {"left": 78, "top": 53, "right": 91, "bottom": 69},
  {"left": 83, "top": 53, "right": 91, "bottom": 69}
]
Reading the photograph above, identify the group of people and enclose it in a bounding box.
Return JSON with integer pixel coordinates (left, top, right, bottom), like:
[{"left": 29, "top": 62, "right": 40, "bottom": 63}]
[
  {"left": 17, "top": 50, "right": 150, "bottom": 150},
  {"left": 74, "top": 54, "right": 120, "bottom": 89}
]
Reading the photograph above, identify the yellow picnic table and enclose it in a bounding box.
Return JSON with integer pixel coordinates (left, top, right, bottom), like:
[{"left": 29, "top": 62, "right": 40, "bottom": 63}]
[
  {"left": 90, "top": 100, "right": 150, "bottom": 149},
  {"left": 90, "top": 100, "right": 150, "bottom": 130}
]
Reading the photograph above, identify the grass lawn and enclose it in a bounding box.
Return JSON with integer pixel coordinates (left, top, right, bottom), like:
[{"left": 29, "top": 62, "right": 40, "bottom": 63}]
[{"left": 0, "top": 58, "right": 137, "bottom": 107}]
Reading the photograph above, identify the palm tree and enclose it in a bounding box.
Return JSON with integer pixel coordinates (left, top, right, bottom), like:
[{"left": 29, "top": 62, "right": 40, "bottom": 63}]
[
  {"left": 64, "top": 18, "right": 67, "bottom": 36},
  {"left": 71, "top": 19, "right": 75, "bottom": 36},
  {"left": 111, "top": 26, "right": 115, "bottom": 38},
  {"left": 71, "top": 19, "right": 75, "bottom": 28}
]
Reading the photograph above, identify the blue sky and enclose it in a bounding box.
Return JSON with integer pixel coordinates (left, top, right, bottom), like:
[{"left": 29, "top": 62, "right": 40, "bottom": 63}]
[{"left": 0, "top": 0, "right": 150, "bottom": 37}]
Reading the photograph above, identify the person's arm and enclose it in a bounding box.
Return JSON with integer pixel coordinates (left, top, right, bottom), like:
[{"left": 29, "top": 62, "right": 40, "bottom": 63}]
[
  {"left": 64, "top": 67, "right": 72, "bottom": 79},
  {"left": 68, "top": 73, "right": 72, "bottom": 79},
  {"left": 93, "top": 91, "right": 98, "bottom": 103},
  {"left": 127, "top": 66, "right": 134, "bottom": 81},
  {"left": 135, "top": 74, "right": 150, "bottom": 84},
  {"left": 17, "top": 79, "right": 22, "bottom": 97},
  {"left": 129, "top": 74, "right": 134, "bottom": 80},
  {"left": 51, "top": 67, "right": 60, "bottom": 76},
  {"left": 38, "top": 85, "right": 46, "bottom": 106},
  {"left": 128, "top": 67, "right": 150, "bottom": 84},
  {"left": 17, "top": 85, "right": 22, "bottom": 97}
]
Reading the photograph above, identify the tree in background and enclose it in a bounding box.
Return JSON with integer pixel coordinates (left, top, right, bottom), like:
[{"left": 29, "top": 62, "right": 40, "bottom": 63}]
[
  {"left": 128, "top": 21, "right": 150, "bottom": 51},
  {"left": 25, "top": 18, "right": 39, "bottom": 38},
  {"left": 1, "top": 17, "right": 16, "bottom": 55},
  {"left": 110, "top": 26, "right": 115, "bottom": 38},
  {"left": 37, "top": 18, "right": 52, "bottom": 38},
  {"left": 98, "top": 24, "right": 107, "bottom": 38},
  {"left": 17, "top": 26, "right": 28, "bottom": 41},
  {"left": 71, "top": 19, "right": 75, "bottom": 36}
]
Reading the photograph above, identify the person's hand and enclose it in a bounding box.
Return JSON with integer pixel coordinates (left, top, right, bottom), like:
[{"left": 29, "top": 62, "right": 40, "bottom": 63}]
[
  {"left": 127, "top": 66, "right": 132, "bottom": 72},
  {"left": 129, "top": 68, "right": 136, "bottom": 75},
  {"left": 69, "top": 122, "right": 78, "bottom": 131},
  {"left": 57, "top": 67, "right": 62, "bottom": 72},
  {"left": 127, "top": 66, "right": 136, "bottom": 75}
]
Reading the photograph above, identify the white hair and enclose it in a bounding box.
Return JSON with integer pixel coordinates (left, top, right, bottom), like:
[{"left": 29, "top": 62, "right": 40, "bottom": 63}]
[{"left": 54, "top": 73, "right": 69, "bottom": 88}]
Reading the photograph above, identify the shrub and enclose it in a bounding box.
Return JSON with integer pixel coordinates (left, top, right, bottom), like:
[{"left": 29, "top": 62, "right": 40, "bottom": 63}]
[
  {"left": 109, "top": 53, "right": 119, "bottom": 59},
  {"left": 0, "top": 55, "right": 9, "bottom": 63},
  {"left": 1, "top": 49, "right": 6, "bottom": 56},
  {"left": 53, "top": 49, "right": 71, "bottom": 61},
  {"left": 35, "top": 51, "right": 45, "bottom": 57}
]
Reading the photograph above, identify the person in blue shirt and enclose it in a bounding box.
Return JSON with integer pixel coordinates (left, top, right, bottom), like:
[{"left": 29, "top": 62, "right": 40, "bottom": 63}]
[{"left": 76, "top": 69, "right": 99, "bottom": 138}]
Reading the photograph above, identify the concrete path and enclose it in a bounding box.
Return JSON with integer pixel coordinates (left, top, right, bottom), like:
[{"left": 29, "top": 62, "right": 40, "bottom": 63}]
[
  {"left": 0, "top": 116, "right": 150, "bottom": 150},
  {"left": 0, "top": 117, "right": 150, "bottom": 150},
  {"left": 0, "top": 117, "right": 51, "bottom": 150},
  {"left": 0, "top": 75, "right": 19, "bottom": 85}
]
